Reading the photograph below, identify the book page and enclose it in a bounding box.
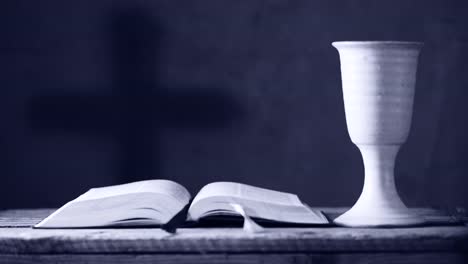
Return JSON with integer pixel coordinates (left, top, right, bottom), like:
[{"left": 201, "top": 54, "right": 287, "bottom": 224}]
[
  {"left": 75, "top": 179, "right": 191, "bottom": 205},
  {"left": 36, "top": 179, "right": 191, "bottom": 228},
  {"left": 189, "top": 182, "right": 327, "bottom": 224},
  {"left": 191, "top": 182, "right": 302, "bottom": 206}
]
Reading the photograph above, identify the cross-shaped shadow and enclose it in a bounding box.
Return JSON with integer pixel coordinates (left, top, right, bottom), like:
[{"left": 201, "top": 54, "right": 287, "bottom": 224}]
[{"left": 27, "top": 7, "right": 243, "bottom": 183}]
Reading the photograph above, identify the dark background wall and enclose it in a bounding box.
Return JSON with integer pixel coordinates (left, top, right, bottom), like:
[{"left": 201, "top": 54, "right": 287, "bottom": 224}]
[{"left": 1, "top": 0, "right": 467, "bottom": 209}]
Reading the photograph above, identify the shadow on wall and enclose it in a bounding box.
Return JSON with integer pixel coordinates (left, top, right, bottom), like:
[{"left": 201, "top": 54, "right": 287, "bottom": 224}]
[{"left": 27, "top": 7, "right": 244, "bottom": 184}]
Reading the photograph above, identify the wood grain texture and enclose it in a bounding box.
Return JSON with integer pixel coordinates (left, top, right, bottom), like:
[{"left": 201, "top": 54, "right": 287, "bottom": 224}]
[
  {"left": 0, "top": 209, "right": 53, "bottom": 227},
  {"left": 0, "top": 253, "right": 466, "bottom": 264},
  {"left": 0, "top": 208, "right": 466, "bottom": 255},
  {"left": 1, "top": 225, "right": 467, "bottom": 254}
]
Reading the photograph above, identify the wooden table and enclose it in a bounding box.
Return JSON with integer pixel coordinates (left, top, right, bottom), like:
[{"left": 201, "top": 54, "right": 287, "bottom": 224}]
[{"left": 0, "top": 208, "right": 467, "bottom": 264}]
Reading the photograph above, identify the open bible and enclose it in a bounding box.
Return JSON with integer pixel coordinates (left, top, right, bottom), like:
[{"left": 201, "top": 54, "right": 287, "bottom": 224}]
[{"left": 35, "top": 180, "right": 328, "bottom": 228}]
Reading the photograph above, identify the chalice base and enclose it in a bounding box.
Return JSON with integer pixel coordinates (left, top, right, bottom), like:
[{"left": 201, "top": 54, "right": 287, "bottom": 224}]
[{"left": 334, "top": 190, "right": 426, "bottom": 227}]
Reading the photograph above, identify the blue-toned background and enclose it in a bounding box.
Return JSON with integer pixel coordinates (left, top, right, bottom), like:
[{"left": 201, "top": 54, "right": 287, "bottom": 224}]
[{"left": 1, "top": 0, "right": 467, "bottom": 208}]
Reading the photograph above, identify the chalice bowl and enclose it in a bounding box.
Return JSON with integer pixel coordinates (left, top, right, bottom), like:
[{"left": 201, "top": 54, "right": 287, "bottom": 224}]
[{"left": 332, "top": 41, "right": 424, "bottom": 227}]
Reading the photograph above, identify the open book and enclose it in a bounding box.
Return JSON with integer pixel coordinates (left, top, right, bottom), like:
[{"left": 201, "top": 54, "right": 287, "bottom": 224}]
[{"left": 35, "top": 180, "right": 328, "bottom": 228}]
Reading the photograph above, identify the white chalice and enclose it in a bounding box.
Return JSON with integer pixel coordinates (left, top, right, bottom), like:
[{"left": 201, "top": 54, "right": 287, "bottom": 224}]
[{"left": 333, "top": 41, "right": 425, "bottom": 227}]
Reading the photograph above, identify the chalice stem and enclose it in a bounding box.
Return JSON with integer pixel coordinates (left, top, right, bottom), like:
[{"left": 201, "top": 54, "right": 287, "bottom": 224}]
[{"left": 334, "top": 144, "right": 423, "bottom": 226}]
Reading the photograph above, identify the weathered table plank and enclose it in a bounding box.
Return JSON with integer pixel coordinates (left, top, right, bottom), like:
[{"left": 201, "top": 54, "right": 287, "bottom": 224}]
[
  {"left": 0, "top": 208, "right": 466, "bottom": 264},
  {"left": 0, "top": 253, "right": 466, "bottom": 264},
  {"left": 1, "top": 226, "right": 467, "bottom": 254},
  {"left": 0, "top": 209, "right": 53, "bottom": 227}
]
